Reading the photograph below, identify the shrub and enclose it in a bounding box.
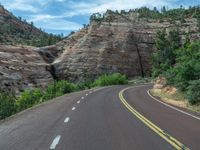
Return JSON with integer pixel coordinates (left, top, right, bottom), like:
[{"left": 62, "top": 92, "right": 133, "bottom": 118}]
[
  {"left": 16, "top": 88, "right": 42, "bottom": 111},
  {"left": 0, "top": 91, "right": 16, "bottom": 119},
  {"left": 42, "top": 84, "right": 57, "bottom": 101},
  {"left": 42, "top": 80, "right": 76, "bottom": 101},
  {"left": 93, "top": 73, "right": 128, "bottom": 86},
  {"left": 165, "top": 41, "right": 200, "bottom": 91},
  {"left": 76, "top": 80, "right": 94, "bottom": 90},
  {"left": 187, "top": 80, "right": 200, "bottom": 105},
  {"left": 0, "top": 75, "right": 128, "bottom": 120},
  {"left": 56, "top": 80, "right": 76, "bottom": 94}
]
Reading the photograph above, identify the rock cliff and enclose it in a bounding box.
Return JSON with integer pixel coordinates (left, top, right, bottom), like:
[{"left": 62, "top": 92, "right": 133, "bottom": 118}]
[
  {"left": 50, "top": 11, "right": 200, "bottom": 82},
  {"left": 0, "top": 9, "right": 200, "bottom": 93},
  {"left": 0, "top": 45, "right": 54, "bottom": 94}
]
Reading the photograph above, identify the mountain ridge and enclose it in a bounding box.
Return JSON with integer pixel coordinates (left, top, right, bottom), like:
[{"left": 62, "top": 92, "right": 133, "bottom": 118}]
[{"left": 0, "top": 4, "right": 63, "bottom": 46}]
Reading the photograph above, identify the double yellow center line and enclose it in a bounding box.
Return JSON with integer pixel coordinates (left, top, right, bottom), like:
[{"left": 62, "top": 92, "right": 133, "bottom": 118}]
[{"left": 119, "top": 87, "right": 190, "bottom": 150}]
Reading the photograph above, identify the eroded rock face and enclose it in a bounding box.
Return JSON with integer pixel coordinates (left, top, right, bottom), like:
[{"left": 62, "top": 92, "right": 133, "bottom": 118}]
[
  {"left": 0, "top": 45, "right": 54, "bottom": 94},
  {"left": 51, "top": 13, "right": 200, "bottom": 82},
  {"left": 0, "top": 12, "right": 200, "bottom": 93},
  {"left": 35, "top": 45, "right": 64, "bottom": 63}
]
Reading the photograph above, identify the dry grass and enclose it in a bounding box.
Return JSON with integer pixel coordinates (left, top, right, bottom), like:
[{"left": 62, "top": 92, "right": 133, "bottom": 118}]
[{"left": 150, "top": 88, "right": 200, "bottom": 113}]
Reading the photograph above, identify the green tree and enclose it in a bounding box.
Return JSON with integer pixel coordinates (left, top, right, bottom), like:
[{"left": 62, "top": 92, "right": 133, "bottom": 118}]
[
  {"left": 197, "top": 17, "right": 200, "bottom": 31},
  {"left": 165, "top": 40, "right": 200, "bottom": 91},
  {"left": 152, "top": 29, "right": 180, "bottom": 77},
  {"left": 183, "top": 32, "right": 190, "bottom": 47},
  {"left": 152, "top": 29, "right": 169, "bottom": 76},
  {"left": 161, "top": 6, "right": 166, "bottom": 13},
  {"left": 187, "top": 80, "right": 200, "bottom": 104}
]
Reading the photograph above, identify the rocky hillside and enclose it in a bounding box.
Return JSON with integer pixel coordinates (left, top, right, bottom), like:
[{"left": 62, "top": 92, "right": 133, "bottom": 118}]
[
  {"left": 0, "top": 5, "right": 63, "bottom": 46},
  {"left": 0, "top": 45, "right": 54, "bottom": 94},
  {"left": 0, "top": 7, "right": 200, "bottom": 93},
  {"left": 49, "top": 9, "right": 200, "bottom": 82}
]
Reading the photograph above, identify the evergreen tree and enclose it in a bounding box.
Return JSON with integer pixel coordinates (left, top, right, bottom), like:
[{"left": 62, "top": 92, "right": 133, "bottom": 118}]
[
  {"left": 161, "top": 6, "right": 166, "bottom": 13},
  {"left": 152, "top": 29, "right": 180, "bottom": 76},
  {"left": 184, "top": 32, "right": 190, "bottom": 47}
]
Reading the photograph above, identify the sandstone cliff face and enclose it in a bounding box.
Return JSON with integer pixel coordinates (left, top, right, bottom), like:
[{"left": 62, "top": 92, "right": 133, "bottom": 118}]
[
  {"left": 51, "top": 12, "right": 200, "bottom": 82},
  {"left": 0, "top": 11, "right": 200, "bottom": 92},
  {"left": 0, "top": 45, "right": 53, "bottom": 94}
]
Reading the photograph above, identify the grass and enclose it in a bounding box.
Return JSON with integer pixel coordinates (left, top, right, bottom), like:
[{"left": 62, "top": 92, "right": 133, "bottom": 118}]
[
  {"left": 150, "top": 89, "right": 200, "bottom": 113},
  {"left": 188, "top": 104, "right": 200, "bottom": 113}
]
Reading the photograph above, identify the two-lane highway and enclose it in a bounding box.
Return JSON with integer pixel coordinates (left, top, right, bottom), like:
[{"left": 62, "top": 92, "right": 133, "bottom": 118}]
[{"left": 0, "top": 85, "right": 199, "bottom": 150}]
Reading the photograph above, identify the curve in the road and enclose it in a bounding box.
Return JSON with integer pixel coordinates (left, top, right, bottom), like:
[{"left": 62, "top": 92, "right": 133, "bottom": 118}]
[
  {"left": 119, "top": 86, "right": 190, "bottom": 150},
  {"left": 1, "top": 85, "right": 199, "bottom": 150}
]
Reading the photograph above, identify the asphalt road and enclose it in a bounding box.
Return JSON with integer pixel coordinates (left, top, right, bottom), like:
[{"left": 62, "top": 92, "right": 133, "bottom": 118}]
[{"left": 0, "top": 85, "right": 200, "bottom": 150}]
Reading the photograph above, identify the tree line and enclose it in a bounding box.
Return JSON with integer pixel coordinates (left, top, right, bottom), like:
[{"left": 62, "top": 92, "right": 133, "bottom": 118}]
[{"left": 90, "top": 5, "right": 200, "bottom": 29}]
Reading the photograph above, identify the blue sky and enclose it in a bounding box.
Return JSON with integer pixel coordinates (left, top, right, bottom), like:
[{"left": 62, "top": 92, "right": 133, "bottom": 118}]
[{"left": 0, "top": 0, "right": 199, "bottom": 35}]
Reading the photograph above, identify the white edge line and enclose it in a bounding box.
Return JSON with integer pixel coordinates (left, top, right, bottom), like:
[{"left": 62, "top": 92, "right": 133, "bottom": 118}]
[
  {"left": 72, "top": 107, "right": 76, "bottom": 110},
  {"left": 64, "top": 117, "right": 70, "bottom": 123},
  {"left": 147, "top": 89, "right": 200, "bottom": 121},
  {"left": 50, "top": 135, "right": 61, "bottom": 149},
  {"left": 77, "top": 100, "right": 80, "bottom": 104}
]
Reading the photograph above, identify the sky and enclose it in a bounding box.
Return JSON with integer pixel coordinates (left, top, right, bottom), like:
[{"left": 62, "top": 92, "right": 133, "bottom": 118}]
[{"left": 0, "top": 0, "right": 199, "bottom": 36}]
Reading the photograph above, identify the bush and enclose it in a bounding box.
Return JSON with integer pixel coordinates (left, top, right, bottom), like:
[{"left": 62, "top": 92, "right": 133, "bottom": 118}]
[
  {"left": 165, "top": 41, "right": 200, "bottom": 91},
  {"left": 42, "top": 80, "right": 76, "bottom": 101},
  {"left": 0, "top": 75, "right": 128, "bottom": 120},
  {"left": 93, "top": 73, "right": 128, "bottom": 86},
  {"left": 76, "top": 80, "right": 94, "bottom": 90},
  {"left": 16, "top": 88, "right": 42, "bottom": 111},
  {"left": 0, "top": 91, "right": 16, "bottom": 119},
  {"left": 42, "top": 84, "right": 57, "bottom": 101},
  {"left": 55, "top": 80, "right": 76, "bottom": 95},
  {"left": 187, "top": 80, "right": 200, "bottom": 105}
]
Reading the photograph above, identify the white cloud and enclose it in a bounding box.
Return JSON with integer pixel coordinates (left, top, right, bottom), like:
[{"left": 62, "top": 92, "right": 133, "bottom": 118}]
[
  {"left": 38, "top": 19, "right": 82, "bottom": 30},
  {"left": 30, "top": 14, "right": 61, "bottom": 22},
  {"left": 4, "top": 0, "right": 39, "bottom": 13},
  {"left": 56, "top": 0, "right": 65, "bottom": 2},
  {"left": 29, "top": 15, "right": 82, "bottom": 31},
  {"left": 1, "top": 0, "right": 178, "bottom": 15},
  {"left": 0, "top": 0, "right": 52, "bottom": 12},
  {"left": 0, "top": 0, "right": 184, "bottom": 34},
  {"left": 64, "top": 0, "right": 176, "bottom": 17}
]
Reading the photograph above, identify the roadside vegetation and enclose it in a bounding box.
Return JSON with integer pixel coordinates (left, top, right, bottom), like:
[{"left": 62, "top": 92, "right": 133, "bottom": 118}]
[
  {"left": 93, "top": 73, "right": 128, "bottom": 86},
  {"left": 0, "top": 73, "right": 128, "bottom": 119},
  {"left": 151, "top": 88, "right": 200, "bottom": 113},
  {"left": 129, "top": 76, "right": 153, "bottom": 85},
  {"left": 0, "top": 91, "right": 16, "bottom": 119},
  {"left": 152, "top": 28, "right": 200, "bottom": 107}
]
